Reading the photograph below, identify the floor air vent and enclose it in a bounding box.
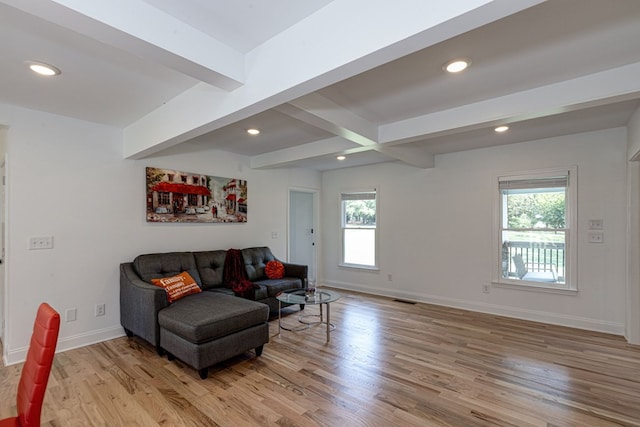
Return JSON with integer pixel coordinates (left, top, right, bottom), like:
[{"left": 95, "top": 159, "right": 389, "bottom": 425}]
[{"left": 393, "top": 299, "right": 417, "bottom": 305}]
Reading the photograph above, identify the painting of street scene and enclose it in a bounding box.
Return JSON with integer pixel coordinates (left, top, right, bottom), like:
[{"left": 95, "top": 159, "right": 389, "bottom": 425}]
[{"left": 146, "top": 167, "right": 247, "bottom": 223}]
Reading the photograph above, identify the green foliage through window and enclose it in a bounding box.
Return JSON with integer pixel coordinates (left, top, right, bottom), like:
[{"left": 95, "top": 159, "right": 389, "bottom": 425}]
[
  {"left": 505, "top": 191, "right": 565, "bottom": 229},
  {"left": 344, "top": 200, "right": 376, "bottom": 226}
]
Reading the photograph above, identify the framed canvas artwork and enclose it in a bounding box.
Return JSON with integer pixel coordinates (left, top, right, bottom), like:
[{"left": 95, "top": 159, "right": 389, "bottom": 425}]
[{"left": 146, "top": 167, "right": 247, "bottom": 223}]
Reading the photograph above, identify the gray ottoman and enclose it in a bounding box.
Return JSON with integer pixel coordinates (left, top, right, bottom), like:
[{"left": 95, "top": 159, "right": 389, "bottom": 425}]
[{"left": 158, "top": 292, "right": 269, "bottom": 379}]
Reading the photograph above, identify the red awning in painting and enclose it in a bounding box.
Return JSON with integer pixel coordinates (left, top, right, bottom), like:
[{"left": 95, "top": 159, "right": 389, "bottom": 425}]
[
  {"left": 152, "top": 181, "right": 211, "bottom": 196},
  {"left": 226, "top": 194, "right": 236, "bottom": 201}
]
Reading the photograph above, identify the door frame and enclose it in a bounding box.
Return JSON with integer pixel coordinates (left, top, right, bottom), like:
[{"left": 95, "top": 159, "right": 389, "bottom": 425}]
[{"left": 288, "top": 187, "right": 319, "bottom": 283}]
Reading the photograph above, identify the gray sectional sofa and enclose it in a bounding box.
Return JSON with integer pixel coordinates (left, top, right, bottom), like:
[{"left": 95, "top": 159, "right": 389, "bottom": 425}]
[{"left": 120, "top": 246, "right": 306, "bottom": 378}]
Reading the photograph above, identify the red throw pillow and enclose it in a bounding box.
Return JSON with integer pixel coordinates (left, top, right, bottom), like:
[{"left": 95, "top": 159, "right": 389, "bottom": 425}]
[
  {"left": 265, "top": 260, "right": 285, "bottom": 279},
  {"left": 151, "top": 271, "right": 201, "bottom": 303}
]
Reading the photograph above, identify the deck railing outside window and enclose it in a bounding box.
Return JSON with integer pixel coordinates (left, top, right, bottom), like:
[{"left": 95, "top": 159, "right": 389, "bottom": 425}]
[{"left": 502, "top": 241, "right": 565, "bottom": 283}]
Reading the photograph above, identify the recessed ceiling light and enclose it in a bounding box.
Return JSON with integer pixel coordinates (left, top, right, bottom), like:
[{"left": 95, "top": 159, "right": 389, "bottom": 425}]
[
  {"left": 247, "top": 128, "right": 260, "bottom": 135},
  {"left": 26, "top": 61, "right": 61, "bottom": 77},
  {"left": 336, "top": 155, "right": 346, "bottom": 161},
  {"left": 443, "top": 58, "right": 471, "bottom": 73},
  {"left": 495, "top": 125, "right": 509, "bottom": 133}
]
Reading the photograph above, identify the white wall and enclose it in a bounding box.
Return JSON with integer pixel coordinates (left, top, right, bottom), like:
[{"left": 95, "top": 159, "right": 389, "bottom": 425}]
[
  {"left": 1, "top": 100, "right": 631, "bottom": 363},
  {"left": 628, "top": 106, "right": 640, "bottom": 160},
  {"left": 627, "top": 161, "right": 640, "bottom": 344},
  {"left": 0, "top": 104, "right": 320, "bottom": 365},
  {"left": 322, "top": 127, "right": 629, "bottom": 335},
  {"left": 626, "top": 105, "right": 640, "bottom": 343},
  {"left": 0, "top": 126, "right": 6, "bottom": 345}
]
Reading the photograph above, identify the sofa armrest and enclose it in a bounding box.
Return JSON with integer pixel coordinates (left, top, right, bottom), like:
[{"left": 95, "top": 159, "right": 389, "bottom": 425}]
[
  {"left": 119, "top": 262, "right": 169, "bottom": 348},
  {"left": 282, "top": 262, "right": 308, "bottom": 282}
]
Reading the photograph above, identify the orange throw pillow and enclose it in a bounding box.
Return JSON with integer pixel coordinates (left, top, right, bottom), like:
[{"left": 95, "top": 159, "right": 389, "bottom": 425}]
[
  {"left": 151, "top": 271, "right": 201, "bottom": 303},
  {"left": 265, "top": 260, "right": 285, "bottom": 279}
]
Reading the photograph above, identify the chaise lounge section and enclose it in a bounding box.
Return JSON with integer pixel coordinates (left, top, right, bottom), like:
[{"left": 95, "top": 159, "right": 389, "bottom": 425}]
[
  {"left": 119, "top": 246, "right": 306, "bottom": 378},
  {"left": 158, "top": 292, "right": 268, "bottom": 379}
]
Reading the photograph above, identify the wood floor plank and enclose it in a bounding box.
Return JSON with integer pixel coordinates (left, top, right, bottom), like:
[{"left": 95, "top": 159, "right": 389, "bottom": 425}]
[{"left": 2, "top": 288, "right": 640, "bottom": 426}]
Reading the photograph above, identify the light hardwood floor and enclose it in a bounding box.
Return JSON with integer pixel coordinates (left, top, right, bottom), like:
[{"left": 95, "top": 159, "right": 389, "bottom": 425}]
[{"left": 2, "top": 289, "right": 640, "bottom": 426}]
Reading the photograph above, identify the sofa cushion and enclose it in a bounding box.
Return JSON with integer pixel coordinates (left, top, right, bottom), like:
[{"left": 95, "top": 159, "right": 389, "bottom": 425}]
[
  {"left": 133, "top": 252, "right": 202, "bottom": 286},
  {"left": 158, "top": 292, "right": 268, "bottom": 344},
  {"left": 242, "top": 247, "right": 276, "bottom": 281},
  {"left": 194, "top": 250, "right": 227, "bottom": 289},
  {"left": 254, "top": 285, "right": 268, "bottom": 301},
  {"left": 253, "top": 278, "right": 303, "bottom": 297},
  {"left": 207, "top": 288, "right": 235, "bottom": 296},
  {"left": 151, "top": 271, "right": 202, "bottom": 303},
  {"left": 209, "top": 286, "right": 268, "bottom": 301}
]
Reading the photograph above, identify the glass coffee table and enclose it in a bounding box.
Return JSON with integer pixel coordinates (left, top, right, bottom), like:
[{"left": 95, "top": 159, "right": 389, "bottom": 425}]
[{"left": 276, "top": 289, "right": 341, "bottom": 342}]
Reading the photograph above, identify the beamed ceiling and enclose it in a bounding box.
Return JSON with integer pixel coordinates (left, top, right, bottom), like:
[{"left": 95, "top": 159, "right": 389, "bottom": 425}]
[{"left": 1, "top": 0, "right": 639, "bottom": 170}]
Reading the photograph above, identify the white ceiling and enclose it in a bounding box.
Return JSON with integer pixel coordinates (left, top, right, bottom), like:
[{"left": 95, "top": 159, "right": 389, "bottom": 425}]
[
  {"left": 1, "top": 0, "right": 639, "bottom": 171},
  {"left": 142, "top": 0, "right": 335, "bottom": 53}
]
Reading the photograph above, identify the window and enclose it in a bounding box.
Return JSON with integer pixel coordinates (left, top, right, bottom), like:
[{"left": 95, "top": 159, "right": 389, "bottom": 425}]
[
  {"left": 158, "top": 192, "right": 170, "bottom": 205},
  {"left": 494, "top": 167, "right": 576, "bottom": 290},
  {"left": 341, "top": 189, "right": 377, "bottom": 268}
]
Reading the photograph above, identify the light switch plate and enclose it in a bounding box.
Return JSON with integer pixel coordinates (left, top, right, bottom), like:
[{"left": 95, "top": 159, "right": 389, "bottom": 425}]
[
  {"left": 588, "top": 219, "right": 603, "bottom": 230},
  {"left": 28, "top": 236, "right": 54, "bottom": 250}
]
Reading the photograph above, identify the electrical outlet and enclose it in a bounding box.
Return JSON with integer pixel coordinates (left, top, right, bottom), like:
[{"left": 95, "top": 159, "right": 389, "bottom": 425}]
[
  {"left": 95, "top": 303, "right": 105, "bottom": 317},
  {"left": 387, "top": 274, "right": 393, "bottom": 281},
  {"left": 588, "top": 232, "right": 604, "bottom": 243},
  {"left": 482, "top": 284, "right": 491, "bottom": 293},
  {"left": 65, "top": 308, "right": 77, "bottom": 322}
]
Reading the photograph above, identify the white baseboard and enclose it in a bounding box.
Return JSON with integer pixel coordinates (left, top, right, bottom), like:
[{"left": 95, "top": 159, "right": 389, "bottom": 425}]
[
  {"left": 323, "top": 280, "right": 626, "bottom": 337},
  {"left": 4, "top": 325, "right": 125, "bottom": 366}
]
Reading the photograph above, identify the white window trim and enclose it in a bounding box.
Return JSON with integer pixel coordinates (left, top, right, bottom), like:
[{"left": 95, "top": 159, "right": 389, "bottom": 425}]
[
  {"left": 491, "top": 166, "right": 578, "bottom": 292},
  {"left": 339, "top": 187, "right": 379, "bottom": 270}
]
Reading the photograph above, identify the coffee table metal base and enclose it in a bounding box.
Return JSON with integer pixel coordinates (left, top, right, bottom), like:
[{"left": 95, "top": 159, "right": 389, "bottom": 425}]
[
  {"left": 299, "top": 313, "right": 336, "bottom": 331},
  {"left": 278, "top": 297, "right": 334, "bottom": 342}
]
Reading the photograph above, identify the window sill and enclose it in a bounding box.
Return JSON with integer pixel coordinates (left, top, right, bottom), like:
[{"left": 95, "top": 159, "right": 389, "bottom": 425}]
[
  {"left": 491, "top": 280, "right": 578, "bottom": 295},
  {"left": 339, "top": 263, "right": 379, "bottom": 272}
]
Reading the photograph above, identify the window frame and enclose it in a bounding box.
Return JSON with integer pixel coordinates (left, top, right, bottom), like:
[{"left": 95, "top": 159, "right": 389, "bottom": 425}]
[
  {"left": 339, "top": 188, "right": 379, "bottom": 270},
  {"left": 492, "top": 166, "right": 577, "bottom": 292}
]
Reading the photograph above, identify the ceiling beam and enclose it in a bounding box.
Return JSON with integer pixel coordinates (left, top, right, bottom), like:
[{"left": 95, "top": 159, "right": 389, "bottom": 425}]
[
  {"left": 250, "top": 137, "right": 363, "bottom": 169},
  {"left": 278, "top": 94, "right": 439, "bottom": 168},
  {"left": 379, "top": 62, "right": 640, "bottom": 145},
  {"left": 375, "top": 145, "right": 435, "bottom": 169},
  {"left": 279, "top": 93, "right": 378, "bottom": 145},
  {"left": 3, "top": 0, "right": 245, "bottom": 90},
  {"left": 123, "top": 0, "right": 545, "bottom": 159}
]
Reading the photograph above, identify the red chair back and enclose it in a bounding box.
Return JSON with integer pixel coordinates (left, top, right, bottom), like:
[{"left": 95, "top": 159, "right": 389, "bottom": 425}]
[{"left": 0, "top": 303, "right": 60, "bottom": 427}]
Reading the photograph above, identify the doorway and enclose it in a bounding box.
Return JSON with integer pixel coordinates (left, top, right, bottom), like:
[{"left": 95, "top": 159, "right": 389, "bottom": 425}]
[{"left": 288, "top": 189, "right": 317, "bottom": 282}]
